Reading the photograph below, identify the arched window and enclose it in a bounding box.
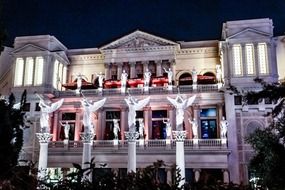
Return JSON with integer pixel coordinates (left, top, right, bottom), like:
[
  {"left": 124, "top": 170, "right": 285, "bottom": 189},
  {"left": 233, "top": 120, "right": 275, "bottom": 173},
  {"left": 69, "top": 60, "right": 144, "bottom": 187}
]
[
  {"left": 179, "top": 73, "right": 192, "bottom": 85},
  {"left": 246, "top": 121, "right": 263, "bottom": 136}
]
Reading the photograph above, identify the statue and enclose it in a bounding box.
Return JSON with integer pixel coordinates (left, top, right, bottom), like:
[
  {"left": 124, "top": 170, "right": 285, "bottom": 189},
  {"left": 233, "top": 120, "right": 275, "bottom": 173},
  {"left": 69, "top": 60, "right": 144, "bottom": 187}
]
[
  {"left": 60, "top": 121, "right": 70, "bottom": 139},
  {"left": 113, "top": 119, "right": 120, "bottom": 140},
  {"left": 144, "top": 69, "right": 152, "bottom": 87},
  {"left": 167, "top": 95, "right": 196, "bottom": 130},
  {"left": 37, "top": 95, "right": 64, "bottom": 133},
  {"left": 75, "top": 73, "right": 87, "bottom": 91},
  {"left": 125, "top": 95, "right": 150, "bottom": 131},
  {"left": 163, "top": 118, "right": 172, "bottom": 138},
  {"left": 96, "top": 72, "right": 104, "bottom": 88},
  {"left": 163, "top": 68, "right": 173, "bottom": 85},
  {"left": 220, "top": 116, "right": 229, "bottom": 138},
  {"left": 121, "top": 70, "right": 128, "bottom": 88},
  {"left": 216, "top": 65, "right": 222, "bottom": 83},
  {"left": 189, "top": 118, "right": 198, "bottom": 138},
  {"left": 81, "top": 97, "right": 106, "bottom": 134},
  {"left": 138, "top": 118, "right": 144, "bottom": 138},
  {"left": 191, "top": 68, "right": 198, "bottom": 84}
]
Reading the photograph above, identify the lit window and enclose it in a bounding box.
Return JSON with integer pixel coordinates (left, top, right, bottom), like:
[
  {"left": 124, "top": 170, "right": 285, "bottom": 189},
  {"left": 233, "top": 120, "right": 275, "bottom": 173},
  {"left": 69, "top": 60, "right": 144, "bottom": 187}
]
[
  {"left": 62, "top": 66, "right": 67, "bottom": 85},
  {"left": 245, "top": 44, "right": 255, "bottom": 75},
  {"left": 14, "top": 58, "right": 24, "bottom": 86},
  {"left": 58, "top": 63, "right": 63, "bottom": 89},
  {"left": 53, "top": 60, "right": 59, "bottom": 88},
  {"left": 24, "top": 57, "right": 34, "bottom": 86},
  {"left": 34, "top": 57, "right": 44, "bottom": 85},
  {"left": 258, "top": 43, "right": 268, "bottom": 74},
  {"left": 232, "top": 44, "right": 243, "bottom": 76}
]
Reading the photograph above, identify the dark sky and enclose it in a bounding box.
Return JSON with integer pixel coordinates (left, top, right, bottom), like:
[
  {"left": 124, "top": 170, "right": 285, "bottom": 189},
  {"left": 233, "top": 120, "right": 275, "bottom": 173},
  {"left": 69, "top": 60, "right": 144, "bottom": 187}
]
[{"left": 2, "top": 0, "right": 285, "bottom": 49}]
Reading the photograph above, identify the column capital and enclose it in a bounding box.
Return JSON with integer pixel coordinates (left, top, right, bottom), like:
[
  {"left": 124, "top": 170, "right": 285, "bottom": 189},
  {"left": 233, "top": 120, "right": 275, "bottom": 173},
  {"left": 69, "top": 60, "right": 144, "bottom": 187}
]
[
  {"left": 172, "top": 131, "right": 187, "bottom": 142},
  {"left": 80, "top": 132, "right": 95, "bottom": 143},
  {"left": 156, "top": 60, "right": 162, "bottom": 65},
  {"left": 142, "top": 61, "right": 149, "bottom": 65},
  {"left": 124, "top": 131, "right": 139, "bottom": 142},
  {"left": 36, "top": 133, "right": 53, "bottom": 143}
]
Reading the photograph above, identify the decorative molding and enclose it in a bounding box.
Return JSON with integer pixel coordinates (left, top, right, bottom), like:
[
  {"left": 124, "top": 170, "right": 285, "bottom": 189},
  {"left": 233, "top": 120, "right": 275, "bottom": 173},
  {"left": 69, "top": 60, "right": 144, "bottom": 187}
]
[
  {"left": 36, "top": 133, "right": 53, "bottom": 143},
  {"left": 172, "top": 131, "right": 187, "bottom": 142},
  {"left": 80, "top": 132, "right": 95, "bottom": 143},
  {"left": 124, "top": 131, "right": 139, "bottom": 142}
]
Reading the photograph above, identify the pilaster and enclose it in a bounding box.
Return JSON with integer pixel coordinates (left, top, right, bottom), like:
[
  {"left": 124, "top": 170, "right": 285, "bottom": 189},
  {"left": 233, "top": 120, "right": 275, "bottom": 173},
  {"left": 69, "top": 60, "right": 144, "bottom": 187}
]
[
  {"left": 117, "top": 63, "right": 123, "bottom": 80},
  {"left": 104, "top": 63, "right": 110, "bottom": 80},
  {"left": 156, "top": 60, "right": 162, "bottom": 77}
]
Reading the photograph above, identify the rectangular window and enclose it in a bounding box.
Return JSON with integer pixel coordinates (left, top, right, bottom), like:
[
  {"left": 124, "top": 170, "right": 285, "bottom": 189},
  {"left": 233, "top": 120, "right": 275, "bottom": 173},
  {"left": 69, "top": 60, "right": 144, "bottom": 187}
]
[
  {"left": 14, "top": 58, "right": 24, "bottom": 86},
  {"left": 258, "top": 43, "right": 268, "bottom": 74},
  {"left": 53, "top": 60, "right": 59, "bottom": 88},
  {"left": 34, "top": 57, "right": 44, "bottom": 85},
  {"left": 24, "top": 57, "right": 34, "bottom": 86},
  {"left": 62, "top": 66, "right": 67, "bottom": 85},
  {"left": 245, "top": 44, "right": 255, "bottom": 75},
  {"left": 232, "top": 44, "right": 243, "bottom": 76},
  {"left": 200, "top": 108, "right": 217, "bottom": 117}
]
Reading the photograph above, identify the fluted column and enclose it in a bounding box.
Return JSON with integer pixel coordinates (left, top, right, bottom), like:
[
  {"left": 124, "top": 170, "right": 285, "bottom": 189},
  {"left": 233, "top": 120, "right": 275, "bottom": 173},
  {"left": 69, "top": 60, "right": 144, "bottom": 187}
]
[
  {"left": 130, "top": 62, "right": 136, "bottom": 78},
  {"left": 156, "top": 60, "right": 162, "bottom": 77},
  {"left": 36, "top": 133, "right": 53, "bottom": 180},
  {"left": 117, "top": 63, "right": 123, "bottom": 80},
  {"left": 125, "top": 131, "right": 139, "bottom": 173},
  {"left": 80, "top": 132, "right": 95, "bottom": 181},
  {"left": 104, "top": 63, "right": 110, "bottom": 80},
  {"left": 173, "top": 130, "right": 187, "bottom": 188}
]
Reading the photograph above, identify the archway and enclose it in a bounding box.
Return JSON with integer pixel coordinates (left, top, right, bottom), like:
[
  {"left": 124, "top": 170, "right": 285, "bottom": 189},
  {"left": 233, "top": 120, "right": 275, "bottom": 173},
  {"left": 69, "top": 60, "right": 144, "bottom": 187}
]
[
  {"left": 199, "top": 72, "right": 216, "bottom": 84},
  {"left": 178, "top": 72, "right": 192, "bottom": 85}
]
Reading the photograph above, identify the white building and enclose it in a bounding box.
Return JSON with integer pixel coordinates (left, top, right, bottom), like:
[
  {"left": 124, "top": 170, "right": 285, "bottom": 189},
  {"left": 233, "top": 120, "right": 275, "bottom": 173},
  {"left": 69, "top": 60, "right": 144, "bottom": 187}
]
[{"left": 0, "top": 18, "right": 284, "bottom": 184}]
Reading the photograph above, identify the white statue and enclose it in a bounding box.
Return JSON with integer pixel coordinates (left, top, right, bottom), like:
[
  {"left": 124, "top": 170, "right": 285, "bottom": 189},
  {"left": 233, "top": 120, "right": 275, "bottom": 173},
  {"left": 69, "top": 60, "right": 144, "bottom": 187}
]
[
  {"left": 163, "top": 118, "right": 172, "bottom": 138},
  {"left": 75, "top": 73, "right": 87, "bottom": 91},
  {"left": 163, "top": 68, "right": 173, "bottom": 85},
  {"left": 81, "top": 97, "right": 106, "bottom": 134},
  {"left": 144, "top": 69, "right": 152, "bottom": 87},
  {"left": 60, "top": 121, "right": 70, "bottom": 139},
  {"left": 138, "top": 118, "right": 144, "bottom": 138},
  {"left": 220, "top": 116, "right": 229, "bottom": 138},
  {"left": 189, "top": 118, "right": 198, "bottom": 139},
  {"left": 125, "top": 95, "right": 150, "bottom": 131},
  {"left": 113, "top": 119, "right": 120, "bottom": 139},
  {"left": 167, "top": 95, "right": 196, "bottom": 130},
  {"left": 192, "top": 68, "right": 198, "bottom": 84},
  {"left": 216, "top": 65, "right": 222, "bottom": 83},
  {"left": 37, "top": 95, "right": 64, "bottom": 133},
  {"left": 96, "top": 72, "right": 104, "bottom": 88},
  {"left": 121, "top": 70, "right": 128, "bottom": 87}
]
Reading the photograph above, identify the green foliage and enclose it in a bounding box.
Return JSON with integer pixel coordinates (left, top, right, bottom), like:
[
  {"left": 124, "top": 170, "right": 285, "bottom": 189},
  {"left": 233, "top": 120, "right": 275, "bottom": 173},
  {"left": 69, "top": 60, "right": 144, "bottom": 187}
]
[{"left": 242, "top": 79, "right": 285, "bottom": 189}]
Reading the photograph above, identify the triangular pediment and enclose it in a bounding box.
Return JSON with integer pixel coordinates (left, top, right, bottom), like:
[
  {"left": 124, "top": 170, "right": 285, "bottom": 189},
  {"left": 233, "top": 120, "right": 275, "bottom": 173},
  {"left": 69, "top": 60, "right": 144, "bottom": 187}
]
[
  {"left": 100, "top": 30, "right": 178, "bottom": 50},
  {"left": 12, "top": 44, "right": 48, "bottom": 54},
  {"left": 228, "top": 28, "right": 272, "bottom": 39}
]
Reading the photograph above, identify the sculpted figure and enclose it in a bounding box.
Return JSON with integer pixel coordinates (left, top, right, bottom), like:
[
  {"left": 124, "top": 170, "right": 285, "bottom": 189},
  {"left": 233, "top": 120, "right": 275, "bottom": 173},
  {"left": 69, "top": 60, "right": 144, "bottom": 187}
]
[
  {"left": 144, "top": 69, "right": 152, "bottom": 87},
  {"left": 192, "top": 68, "right": 198, "bottom": 84},
  {"left": 60, "top": 121, "right": 70, "bottom": 139},
  {"left": 81, "top": 97, "right": 106, "bottom": 134},
  {"left": 189, "top": 118, "right": 198, "bottom": 138},
  {"left": 164, "top": 68, "right": 173, "bottom": 85},
  {"left": 216, "top": 65, "right": 222, "bottom": 83},
  {"left": 113, "top": 119, "right": 120, "bottom": 139},
  {"left": 96, "top": 72, "right": 104, "bottom": 88},
  {"left": 37, "top": 94, "right": 64, "bottom": 133},
  {"left": 163, "top": 118, "right": 172, "bottom": 138},
  {"left": 220, "top": 116, "right": 229, "bottom": 138},
  {"left": 75, "top": 73, "right": 87, "bottom": 91},
  {"left": 121, "top": 70, "right": 128, "bottom": 87},
  {"left": 167, "top": 95, "right": 196, "bottom": 130},
  {"left": 125, "top": 95, "right": 150, "bottom": 131},
  {"left": 138, "top": 118, "right": 144, "bottom": 138}
]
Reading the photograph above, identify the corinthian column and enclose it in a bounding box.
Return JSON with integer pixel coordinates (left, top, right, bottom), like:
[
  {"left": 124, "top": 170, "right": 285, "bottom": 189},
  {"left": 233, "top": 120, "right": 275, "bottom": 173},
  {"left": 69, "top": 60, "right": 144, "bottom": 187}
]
[{"left": 125, "top": 131, "right": 139, "bottom": 173}]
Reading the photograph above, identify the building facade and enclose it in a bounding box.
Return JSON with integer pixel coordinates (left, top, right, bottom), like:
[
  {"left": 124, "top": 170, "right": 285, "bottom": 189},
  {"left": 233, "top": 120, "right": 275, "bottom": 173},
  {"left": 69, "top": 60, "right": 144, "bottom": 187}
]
[{"left": 0, "top": 18, "right": 285, "bottom": 184}]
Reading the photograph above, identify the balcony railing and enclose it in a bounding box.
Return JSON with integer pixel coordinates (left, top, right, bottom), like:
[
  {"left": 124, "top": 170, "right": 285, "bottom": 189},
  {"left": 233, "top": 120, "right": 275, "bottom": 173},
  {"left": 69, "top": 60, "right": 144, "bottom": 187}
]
[
  {"left": 49, "top": 139, "right": 227, "bottom": 150},
  {"left": 57, "top": 84, "right": 220, "bottom": 97}
]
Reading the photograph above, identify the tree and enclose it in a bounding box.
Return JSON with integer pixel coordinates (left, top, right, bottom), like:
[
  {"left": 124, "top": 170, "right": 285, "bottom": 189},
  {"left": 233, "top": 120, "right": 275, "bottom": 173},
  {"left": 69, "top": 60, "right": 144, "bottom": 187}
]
[{"left": 243, "top": 79, "right": 285, "bottom": 189}]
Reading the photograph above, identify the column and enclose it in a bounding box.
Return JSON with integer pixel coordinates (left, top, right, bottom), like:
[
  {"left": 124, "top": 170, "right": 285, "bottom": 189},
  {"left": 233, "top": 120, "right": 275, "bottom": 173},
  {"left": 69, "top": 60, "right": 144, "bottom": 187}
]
[
  {"left": 117, "top": 63, "right": 123, "bottom": 80},
  {"left": 168, "top": 106, "right": 175, "bottom": 138},
  {"left": 125, "top": 131, "right": 139, "bottom": 173},
  {"left": 144, "top": 107, "right": 152, "bottom": 140},
  {"left": 217, "top": 103, "right": 223, "bottom": 138},
  {"left": 97, "top": 109, "right": 104, "bottom": 140},
  {"left": 223, "top": 169, "right": 230, "bottom": 183},
  {"left": 80, "top": 132, "right": 95, "bottom": 181},
  {"left": 120, "top": 108, "right": 127, "bottom": 140},
  {"left": 193, "top": 169, "right": 201, "bottom": 182},
  {"left": 172, "top": 131, "right": 187, "bottom": 188},
  {"left": 241, "top": 43, "right": 246, "bottom": 75},
  {"left": 166, "top": 168, "right": 172, "bottom": 185},
  {"left": 170, "top": 59, "right": 176, "bottom": 85},
  {"left": 104, "top": 63, "right": 110, "bottom": 80},
  {"left": 52, "top": 111, "right": 59, "bottom": 141},
  {"left": 254, "top": 43, "right": 260, "bottom": 77},
  {"left": 74, "top": 111, "right": 81, "bottom": 141},
  {"left": 130, "top": 62, "right": 136, "bottom": 79},
  {"left": 156, "top": 60, "right": 162, "bottom": 77},
  {"left": 142, "top": 61, "right": 149, "bottom": 73},
  {"left": 36, "top": 133, "right": 53, "bottom": 180}
]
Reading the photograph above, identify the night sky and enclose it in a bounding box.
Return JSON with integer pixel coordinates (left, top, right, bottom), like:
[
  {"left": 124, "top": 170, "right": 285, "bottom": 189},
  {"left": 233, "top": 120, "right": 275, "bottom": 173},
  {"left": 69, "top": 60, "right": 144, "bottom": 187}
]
[{"left": 2, "top": 0, "right": 285, "bottom": 49}]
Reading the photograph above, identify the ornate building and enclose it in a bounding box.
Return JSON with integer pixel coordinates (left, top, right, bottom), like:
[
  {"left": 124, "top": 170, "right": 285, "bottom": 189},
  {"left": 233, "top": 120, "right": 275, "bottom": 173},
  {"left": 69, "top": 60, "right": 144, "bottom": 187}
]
[{"left": 0, "top": 18, "right": 285, "bottom": 184}]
